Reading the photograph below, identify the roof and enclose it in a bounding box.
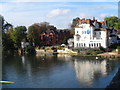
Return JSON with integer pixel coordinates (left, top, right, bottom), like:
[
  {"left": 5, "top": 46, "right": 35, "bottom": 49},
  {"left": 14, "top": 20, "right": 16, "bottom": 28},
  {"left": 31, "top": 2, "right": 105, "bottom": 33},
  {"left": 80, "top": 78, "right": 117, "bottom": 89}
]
[
  {"left": 76, "top": 18, "right": 107, "bottom": 28},
  {"left": 94, "top": 28, "right": 108, "bottom": 31},
  {"left": 99, "top": 20, "right": 107, "bottom": 24}
]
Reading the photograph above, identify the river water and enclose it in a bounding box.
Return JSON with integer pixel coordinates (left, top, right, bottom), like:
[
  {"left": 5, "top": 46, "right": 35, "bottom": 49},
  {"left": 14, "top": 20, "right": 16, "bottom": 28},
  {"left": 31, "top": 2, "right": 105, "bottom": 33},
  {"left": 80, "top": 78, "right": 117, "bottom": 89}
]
[{"left": 2, "top": 53, "right": 120, "bottom": 88}]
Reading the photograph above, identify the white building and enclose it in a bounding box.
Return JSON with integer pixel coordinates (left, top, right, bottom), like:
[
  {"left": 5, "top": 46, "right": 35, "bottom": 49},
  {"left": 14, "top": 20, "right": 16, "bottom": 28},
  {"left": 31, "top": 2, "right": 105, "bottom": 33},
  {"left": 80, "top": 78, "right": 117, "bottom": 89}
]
[{"left": 74, "top": 18, "right": 117, "bottom": 49}]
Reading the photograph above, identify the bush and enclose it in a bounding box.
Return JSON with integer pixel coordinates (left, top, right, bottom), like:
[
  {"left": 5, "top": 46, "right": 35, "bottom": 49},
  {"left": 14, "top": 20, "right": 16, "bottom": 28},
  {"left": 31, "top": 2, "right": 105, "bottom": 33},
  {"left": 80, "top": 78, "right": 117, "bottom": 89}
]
[
  {"left": 25, "top": 46, "right": 36, "bottom": 54},
  {"left": 99, "top": 46, "right": 106, "bottom": 51},
  {"left": 86, "top": 50, "right": 104, "bottom": 55},
  {"left": 57, "top": 46, "right": 63, "bottom": 50},
  {"left": 117, "top": 46, "right": 120, "bottom": 49},
  {"left": 46, "top": 47, "right": 51, "bottom": 50}
]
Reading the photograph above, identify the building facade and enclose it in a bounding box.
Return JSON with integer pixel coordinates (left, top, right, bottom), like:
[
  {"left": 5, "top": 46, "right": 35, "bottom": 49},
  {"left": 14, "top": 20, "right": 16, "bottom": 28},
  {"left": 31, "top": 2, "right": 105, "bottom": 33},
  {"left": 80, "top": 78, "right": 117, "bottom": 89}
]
[
  {"left": 40, "top": 29, "right": 71, "bottom": 46},
  {"left": 74, "top": 18, "right": 117, "bottom": 49}
]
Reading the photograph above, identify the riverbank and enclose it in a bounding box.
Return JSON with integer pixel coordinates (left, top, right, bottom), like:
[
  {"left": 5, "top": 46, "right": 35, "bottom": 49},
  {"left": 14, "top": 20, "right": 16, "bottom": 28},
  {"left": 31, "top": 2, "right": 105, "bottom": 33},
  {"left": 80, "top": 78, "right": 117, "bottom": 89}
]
[
  {"left": 97, "top": 52, "right": 120, "bottom": 59},
  {"left": 106, "top": 67, "right": 120, "bottom": 89},
  {"left": 36, "top": 48, "right": 77, "bottom": 55},
  {"left": 36, "top": 48, "right": 120, "bottom": 58}
]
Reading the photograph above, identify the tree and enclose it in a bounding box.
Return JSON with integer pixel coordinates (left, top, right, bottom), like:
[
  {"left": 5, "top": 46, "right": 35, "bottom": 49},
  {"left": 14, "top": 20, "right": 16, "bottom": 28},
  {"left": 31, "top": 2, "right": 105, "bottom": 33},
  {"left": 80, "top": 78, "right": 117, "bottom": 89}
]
[
  {"left": 27, "top": 26, "right": 39, "bottom": 46},
  {"left": 34, "top": 22, "right": 50, "bottom": 33},
  {"left": 104, "top": 16, "right": 120, "bottom": 30},
  {"left": 10, "top": 26, "right": 27, "bottom": 49},
  {"left": 63, "top": 37, "right": 67, "bottom": 44},
  {"left": 71, "top": 17, "right": 80, "bottom": 30},
  {"left": 2, "top": 32, "right": 15, "bottom": 51},
  {"left": 32, "top": 22, "right": 57, "bottom": 33}
]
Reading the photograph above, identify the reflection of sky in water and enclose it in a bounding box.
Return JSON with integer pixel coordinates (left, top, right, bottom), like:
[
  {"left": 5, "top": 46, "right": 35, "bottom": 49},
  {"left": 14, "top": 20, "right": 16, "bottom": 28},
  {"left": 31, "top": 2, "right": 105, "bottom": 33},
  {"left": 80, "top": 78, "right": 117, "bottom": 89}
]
[{"left": 2, "top": 54, "right": 120, "bottom": 88}]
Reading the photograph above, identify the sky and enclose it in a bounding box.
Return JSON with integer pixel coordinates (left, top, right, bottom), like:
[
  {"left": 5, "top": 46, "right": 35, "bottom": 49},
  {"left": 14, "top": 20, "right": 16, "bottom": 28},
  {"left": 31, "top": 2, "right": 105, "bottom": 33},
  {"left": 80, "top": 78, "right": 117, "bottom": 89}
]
[{"left": 0, "top": 0, "right": 119, "bottom": 29}]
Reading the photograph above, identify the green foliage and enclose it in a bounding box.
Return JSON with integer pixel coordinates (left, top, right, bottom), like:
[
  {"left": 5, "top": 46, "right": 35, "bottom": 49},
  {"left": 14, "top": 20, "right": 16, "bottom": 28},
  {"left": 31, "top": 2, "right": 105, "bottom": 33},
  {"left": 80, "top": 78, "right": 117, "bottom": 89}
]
[
  {"left": 10, "top": 26, "right": 27, "bottom": 49},
  {"left": 25, "top": 45, "right": 36, "bottom": 54},
  {"left": 104, "top": 16, "right": 120, "bottom": 30},
  {"left": 28, "top": 22, "right": 57, "bottom": 46},
  {"left": 63, "top": 37, "right": 67, "bottom": 44},
  {"left": 57, "top": 46, "right": 63, "bottom": 50},
  {"left": 86, "top": 50, "right": 104, "bottom": 55},
  {"left": 71, "top": 17, "right": 80, "bottom": 29},
  {"left": 2, "top": 32, "right": 15, "bottom": 51},
  {"left": 46, "top": 47, "right": 51, "bottom": 50},
  {"left": 117, "top": 46, "right": 120, "bottom": 49},
  {"left": 33, "top": 22, "right": 57, "bottom": 34},
  {"left": 27, "top": 26, "right": 39, "bottom": 45}
]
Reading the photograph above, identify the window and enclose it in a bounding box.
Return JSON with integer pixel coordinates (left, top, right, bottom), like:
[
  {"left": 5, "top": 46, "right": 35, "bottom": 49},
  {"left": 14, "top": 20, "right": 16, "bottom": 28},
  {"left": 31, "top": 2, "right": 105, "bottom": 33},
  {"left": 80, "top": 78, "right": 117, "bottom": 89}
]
[
  {"left": 77, "top": 43, "right": 78, "bottom": 47},
  {"left": 92, "top": 43, "right": 93, "bottom": 47},
  {"left": 97, "top": 43, "right": 98, "bottom": 47},
  {"left": 99, "top": 32, "right": 101, "bottom": 35},
  {"left": 77, "top": 36, "right": 80, "bottom": 41},
  {"left": 94, "top": 43, "right": 96, "bottom": 47},
  {"left": 99, "top": 43, "right": 101, "bottom": 47},
  {"left": 89, "top": 44, "right": 90, "bottom": 47},
  {"left": 81, "top": 43, "right": 83, "bottom": 47},
  {"left": 95, "top": 32, "right": 96, "bottom": 35}
]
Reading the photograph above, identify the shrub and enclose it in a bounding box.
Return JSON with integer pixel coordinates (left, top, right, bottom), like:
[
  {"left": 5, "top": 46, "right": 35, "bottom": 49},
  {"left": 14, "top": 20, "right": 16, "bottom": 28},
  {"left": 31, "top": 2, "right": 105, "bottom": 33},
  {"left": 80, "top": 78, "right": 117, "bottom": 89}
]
[
  {"left": 86, "top": 50, "right": 104, "bottom": 55},
  {"left": 46, "top": 47, "right": 51, "bottom": 50},
  {"left": 25, "top": 46, "right": 36, "bottom": 54},
  {"left": 57, "top": 46, "right": 63, "bottom": 50},
  {"left": 117, "top": 46, "right": 120, "bottom": 49}
]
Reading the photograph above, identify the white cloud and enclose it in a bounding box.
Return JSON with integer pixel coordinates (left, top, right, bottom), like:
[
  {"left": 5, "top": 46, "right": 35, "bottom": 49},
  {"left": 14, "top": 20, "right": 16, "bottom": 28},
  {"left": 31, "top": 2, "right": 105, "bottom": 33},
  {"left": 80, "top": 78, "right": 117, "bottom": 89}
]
[
  {"left": 0, "top": 2, "right": 118, "bottom": 29},
  {"left": 47, "top": 9, "right": 70, "bottom": 18}
]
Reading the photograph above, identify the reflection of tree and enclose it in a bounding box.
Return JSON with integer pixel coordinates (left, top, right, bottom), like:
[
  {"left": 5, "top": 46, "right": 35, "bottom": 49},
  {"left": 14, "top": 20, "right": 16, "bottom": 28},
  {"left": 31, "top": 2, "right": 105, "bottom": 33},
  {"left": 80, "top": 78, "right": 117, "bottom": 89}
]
[
  {"left": 3, "top": 54, "right": 120, "bottom": 88},
  {"left": 3, "top": 54, "right": 66, "bottom": 82}
]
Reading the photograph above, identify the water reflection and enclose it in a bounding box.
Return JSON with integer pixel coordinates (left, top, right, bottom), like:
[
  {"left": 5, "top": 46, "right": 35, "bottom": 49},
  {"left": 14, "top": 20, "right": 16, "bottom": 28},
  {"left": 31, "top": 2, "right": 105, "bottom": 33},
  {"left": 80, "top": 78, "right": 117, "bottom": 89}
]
[
  {"left": 73, "top": 59, "right": 108, "bottom": 87},
  {"left": 2, "top": 54, "right": 120, "bottom": 88}
]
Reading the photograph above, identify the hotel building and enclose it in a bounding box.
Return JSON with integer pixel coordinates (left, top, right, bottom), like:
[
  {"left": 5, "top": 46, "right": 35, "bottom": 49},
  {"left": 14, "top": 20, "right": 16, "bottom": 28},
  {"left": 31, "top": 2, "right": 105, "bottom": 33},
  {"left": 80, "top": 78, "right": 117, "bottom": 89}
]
[{"left": 74, "top": 18, "right": 117, "bottom": 49}]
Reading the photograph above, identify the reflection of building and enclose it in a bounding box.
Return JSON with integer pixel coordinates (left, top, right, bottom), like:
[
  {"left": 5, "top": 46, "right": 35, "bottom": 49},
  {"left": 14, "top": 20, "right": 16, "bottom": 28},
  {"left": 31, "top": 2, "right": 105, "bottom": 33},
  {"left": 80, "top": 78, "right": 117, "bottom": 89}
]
[
  {"left": 74, "top": 59, "right": 107, "bottom": 87},
  {"left": 74, "top": 18, "right": 117, "bottom": 49},
  {"left": 57, "top": 54, "right": 72, "bottom": 61}
]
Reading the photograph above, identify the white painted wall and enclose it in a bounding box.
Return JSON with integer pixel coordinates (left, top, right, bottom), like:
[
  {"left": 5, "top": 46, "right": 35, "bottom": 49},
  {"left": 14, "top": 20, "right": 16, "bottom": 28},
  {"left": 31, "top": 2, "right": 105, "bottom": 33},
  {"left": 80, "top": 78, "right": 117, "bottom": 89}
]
[
  {"left": 74, "top": 24, "right": 108, "bottom": 48},
  {"left": 74, "top": 21, "right": 118, "bottom": 49}
]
